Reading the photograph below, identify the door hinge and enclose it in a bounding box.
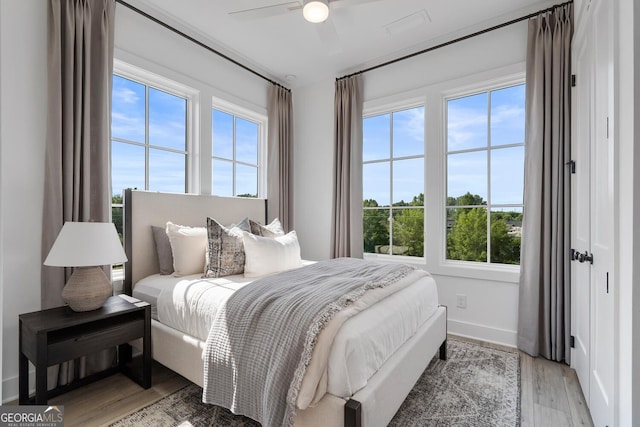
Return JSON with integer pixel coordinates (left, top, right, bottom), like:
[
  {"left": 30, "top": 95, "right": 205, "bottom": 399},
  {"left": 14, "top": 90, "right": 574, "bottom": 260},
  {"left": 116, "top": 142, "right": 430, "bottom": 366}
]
[
  {"left": 570, "top": 335, "right": 575, "bottom": 348},
  {"left": 606, "top": 272, "right": 609, "bottom": 293},
  {"left": 566, "top": 160, "right": 576, "bottom": 174},
  {"left": 571, "top": 74, "right": 576, "bottom": 87}
]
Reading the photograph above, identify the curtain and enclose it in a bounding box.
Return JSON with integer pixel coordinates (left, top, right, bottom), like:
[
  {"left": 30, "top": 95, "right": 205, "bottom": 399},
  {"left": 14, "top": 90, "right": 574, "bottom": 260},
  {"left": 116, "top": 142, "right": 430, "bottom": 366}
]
[
  {"left": 517, "top": 3, "right": 573, "bottom": 363},
  {"left": 267, "top": 84, "right": 294, "bottom": 231},
  {"left": 42, "top": 0, "right": 116, "bottom": 387},
  {"left": 331, "top": 75, "right": 363, "bottom": 258}
]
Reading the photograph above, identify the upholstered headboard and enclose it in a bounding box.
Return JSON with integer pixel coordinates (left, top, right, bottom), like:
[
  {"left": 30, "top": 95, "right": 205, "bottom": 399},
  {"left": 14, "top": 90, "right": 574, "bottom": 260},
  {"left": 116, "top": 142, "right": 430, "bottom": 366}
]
[{"left": 123, "top": 189, "right": 266, "bottom": 295}]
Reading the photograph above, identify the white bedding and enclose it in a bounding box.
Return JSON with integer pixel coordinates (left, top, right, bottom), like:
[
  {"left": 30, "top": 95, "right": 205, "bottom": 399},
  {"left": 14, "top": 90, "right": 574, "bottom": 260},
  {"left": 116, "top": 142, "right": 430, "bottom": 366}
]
[{"left": 132, "top": 265, "right": 439, "bottom": 399}]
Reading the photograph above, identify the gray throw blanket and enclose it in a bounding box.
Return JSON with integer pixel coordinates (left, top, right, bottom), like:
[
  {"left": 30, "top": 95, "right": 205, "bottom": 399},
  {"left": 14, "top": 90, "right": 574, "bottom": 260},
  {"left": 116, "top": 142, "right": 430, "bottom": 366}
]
[{"left": 202, "top": 257, "right": 415, "bottom": 427}]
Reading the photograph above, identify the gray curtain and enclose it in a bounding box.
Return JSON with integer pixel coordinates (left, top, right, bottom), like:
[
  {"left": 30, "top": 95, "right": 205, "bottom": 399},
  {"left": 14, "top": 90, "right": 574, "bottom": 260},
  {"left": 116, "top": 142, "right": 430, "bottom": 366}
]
[
  {"left": 331, "top": 75, "right": 363, "bottom": 258},
  {"left": 42, "top": 0, "right": 116, "bottom": 386},
  {"left": 517, "top": 3, "right": 573, "bottom": 363},
  {"left": 267, "top": 84, "right": 294, "bottom": 232}
]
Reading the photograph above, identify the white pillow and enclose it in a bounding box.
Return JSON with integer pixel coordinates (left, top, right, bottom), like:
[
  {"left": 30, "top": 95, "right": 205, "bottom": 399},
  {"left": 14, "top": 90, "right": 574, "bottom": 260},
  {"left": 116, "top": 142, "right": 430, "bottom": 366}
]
[
  {"left": 166, "top": 222, "right": 207, "bottom": 276},
  {"left": 242, "top": 230, "right": 303, "bottom": 278}
]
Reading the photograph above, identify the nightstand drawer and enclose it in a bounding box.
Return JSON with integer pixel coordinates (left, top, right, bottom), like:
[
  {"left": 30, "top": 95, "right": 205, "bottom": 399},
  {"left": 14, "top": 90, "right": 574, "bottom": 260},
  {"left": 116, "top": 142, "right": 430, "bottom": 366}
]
[{"left": 48, "top": 319, "right": 145, "bottom": 365}]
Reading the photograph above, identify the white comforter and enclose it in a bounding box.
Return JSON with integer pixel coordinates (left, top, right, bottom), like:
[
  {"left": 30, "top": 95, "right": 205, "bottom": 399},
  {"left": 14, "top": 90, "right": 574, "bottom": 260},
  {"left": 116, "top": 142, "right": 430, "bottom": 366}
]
[{"left": 133, "top": 264, "right": 439, "bottom": 401}]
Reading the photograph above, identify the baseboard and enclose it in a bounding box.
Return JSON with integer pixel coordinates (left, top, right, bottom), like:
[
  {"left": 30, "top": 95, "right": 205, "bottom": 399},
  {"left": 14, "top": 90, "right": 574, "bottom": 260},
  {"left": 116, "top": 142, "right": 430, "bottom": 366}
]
[
  {"left": 447, "top": 318, "right": 517, "bottom": 348},
  {"left": 2, "top": 369, "right": 34, "bottom": 404}
]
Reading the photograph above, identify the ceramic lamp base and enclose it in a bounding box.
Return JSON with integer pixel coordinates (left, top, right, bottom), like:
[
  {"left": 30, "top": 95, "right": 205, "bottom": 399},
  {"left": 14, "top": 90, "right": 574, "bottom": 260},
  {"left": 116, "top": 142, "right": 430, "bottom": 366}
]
[{"left": 62, "top": 266, "right": 112, "bottom": 312}]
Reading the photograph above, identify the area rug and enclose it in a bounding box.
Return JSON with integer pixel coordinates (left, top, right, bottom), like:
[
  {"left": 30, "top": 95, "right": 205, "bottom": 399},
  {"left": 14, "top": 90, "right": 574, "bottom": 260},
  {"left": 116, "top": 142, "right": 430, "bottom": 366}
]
[{"left": 111, "top": 338, "right": 520, "bottom": 427}]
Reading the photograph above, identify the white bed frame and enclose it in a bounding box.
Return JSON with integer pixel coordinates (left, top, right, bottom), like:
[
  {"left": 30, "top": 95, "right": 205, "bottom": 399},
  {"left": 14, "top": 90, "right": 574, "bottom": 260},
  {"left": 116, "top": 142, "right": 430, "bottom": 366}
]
[{"left": 123, "top": 189, "right": 447, "bottom": 427}]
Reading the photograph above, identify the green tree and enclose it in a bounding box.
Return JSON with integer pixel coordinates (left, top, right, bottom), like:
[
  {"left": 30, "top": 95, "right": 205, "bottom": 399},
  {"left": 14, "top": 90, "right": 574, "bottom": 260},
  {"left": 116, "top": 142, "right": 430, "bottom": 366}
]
[
  {"left": 112, "top": 195, "right": 124, "bottom": 242},
  {"left": 363, "top": 199, "right": 389, "bottom": 254},
  {"left": 392, "top": 193, "right": 424, "bottom": 257},
  {"left": 490, "top": 213, "right": 521, "bottom": 264},
  {"left": 447, "top": 207, "right": 522, "bottom": 264},
  {"left": 447, "top": 207, "right": 487, "bottom": 261},
  {"left": 393, "top": 208, "right": 424, "bottom": 256},
  {"left": 447, "top": 192, "right": 485, "bottom": 207}
]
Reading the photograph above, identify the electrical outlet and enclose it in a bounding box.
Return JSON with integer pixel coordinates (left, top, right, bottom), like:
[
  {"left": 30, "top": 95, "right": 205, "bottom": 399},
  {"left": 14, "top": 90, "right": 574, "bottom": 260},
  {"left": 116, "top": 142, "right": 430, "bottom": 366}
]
[{"left": 456, "top": 294, "right": 467, "bottom": 309}]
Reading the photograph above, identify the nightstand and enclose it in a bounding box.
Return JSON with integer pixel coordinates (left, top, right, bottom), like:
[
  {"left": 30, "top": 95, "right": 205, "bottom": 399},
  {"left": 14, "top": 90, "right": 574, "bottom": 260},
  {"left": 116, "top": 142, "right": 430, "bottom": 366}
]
[{"left": 19, "top": 295, "right": 151, "bottom": 404}]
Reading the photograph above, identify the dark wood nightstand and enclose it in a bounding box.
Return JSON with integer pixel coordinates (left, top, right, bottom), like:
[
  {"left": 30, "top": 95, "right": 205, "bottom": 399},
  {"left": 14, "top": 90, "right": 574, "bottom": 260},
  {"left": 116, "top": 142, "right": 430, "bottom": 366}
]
[{"left": 19, "top": 295, "right": 151, "bottom": 404}]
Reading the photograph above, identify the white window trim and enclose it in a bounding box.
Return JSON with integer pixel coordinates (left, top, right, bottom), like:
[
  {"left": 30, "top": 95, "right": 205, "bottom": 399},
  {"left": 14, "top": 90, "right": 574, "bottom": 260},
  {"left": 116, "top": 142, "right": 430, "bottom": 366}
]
[
  {"left": 363, "top": 63, "right": 525, "bottom": 284},
  {"left": 113, "top": 59, "right": 200, "bottom": 194},
  {"left": 212, "top": 96, "right": 268, "bottom": 198}
]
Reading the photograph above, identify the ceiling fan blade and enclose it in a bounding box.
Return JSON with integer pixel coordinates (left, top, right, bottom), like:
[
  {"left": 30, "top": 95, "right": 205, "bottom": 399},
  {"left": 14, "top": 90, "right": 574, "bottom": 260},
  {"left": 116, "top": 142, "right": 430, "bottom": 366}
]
[
  {"left": 329, "top": 0, "right": 385, "bottom": 10},
  {"left": 230, "top": 1, "right": 302, "bottom": 21},
  {"left": 316, "top": 16, "right": 342, "bottom": 55}
]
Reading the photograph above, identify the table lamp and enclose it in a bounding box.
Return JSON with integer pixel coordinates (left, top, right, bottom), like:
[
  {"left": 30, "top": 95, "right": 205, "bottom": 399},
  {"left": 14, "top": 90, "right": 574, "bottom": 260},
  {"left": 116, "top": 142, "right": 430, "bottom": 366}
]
[{"left": 44, "top": 222, "right": 128, "bottom": 312}]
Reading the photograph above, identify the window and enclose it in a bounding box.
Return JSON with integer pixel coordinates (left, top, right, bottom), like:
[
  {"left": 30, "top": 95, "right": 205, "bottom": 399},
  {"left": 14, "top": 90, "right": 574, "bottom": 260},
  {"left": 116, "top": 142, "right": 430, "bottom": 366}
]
[
  {"left": 445, "top": 84, "right": 525, "bottom": 265},
  {"left": 110, "top": 73, "right": 190, "bottom": 241},
  {"left": 363, "top": 106, "right": 425, "bottom": 257},
  {"left": 212, "top": 108, "right": 260, "bottom": 198}
]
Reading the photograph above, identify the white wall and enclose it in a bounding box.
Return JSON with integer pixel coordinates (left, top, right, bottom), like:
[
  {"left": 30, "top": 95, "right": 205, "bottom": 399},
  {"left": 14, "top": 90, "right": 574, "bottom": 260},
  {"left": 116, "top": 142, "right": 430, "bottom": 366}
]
[
  {"left": 294, "top": 22, "right": 528, "bottom": 347},
  {"left": 0, "top": 0, "right": 48, "bottom": 403}
]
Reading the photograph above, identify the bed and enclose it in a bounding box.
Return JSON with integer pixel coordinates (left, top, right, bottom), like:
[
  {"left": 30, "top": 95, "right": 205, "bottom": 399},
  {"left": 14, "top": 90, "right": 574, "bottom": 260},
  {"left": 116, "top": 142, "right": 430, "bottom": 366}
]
[{"left": 123, "top": 189, "right": 447, "bottom": 427}]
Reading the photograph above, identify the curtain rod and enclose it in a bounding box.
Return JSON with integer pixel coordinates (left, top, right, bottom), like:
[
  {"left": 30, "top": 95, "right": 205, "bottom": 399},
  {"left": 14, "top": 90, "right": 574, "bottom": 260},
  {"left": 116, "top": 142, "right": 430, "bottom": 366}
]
[
  {"left": 114, "top": 0, "right": 290, "bottom": 92},
  {"left": 337, "top": 0, "right": 573, "bottom": 81}
]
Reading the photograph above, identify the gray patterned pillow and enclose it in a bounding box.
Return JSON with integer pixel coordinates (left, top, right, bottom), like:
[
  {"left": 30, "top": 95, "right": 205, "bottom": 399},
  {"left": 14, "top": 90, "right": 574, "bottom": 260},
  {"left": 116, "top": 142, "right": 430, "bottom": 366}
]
[
  {"left": 249, "top": 218, "right": 285, "bottom": 238},
  {"left": 204, "top": 217, "right": 251, "bottom": 278}
]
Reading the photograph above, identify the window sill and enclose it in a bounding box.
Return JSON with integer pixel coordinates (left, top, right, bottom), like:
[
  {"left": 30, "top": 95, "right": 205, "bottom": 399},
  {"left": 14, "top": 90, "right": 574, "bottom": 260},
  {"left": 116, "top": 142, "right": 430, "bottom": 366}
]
[{"left": 364, "top": 253, "right": 520, "bottom": 284}]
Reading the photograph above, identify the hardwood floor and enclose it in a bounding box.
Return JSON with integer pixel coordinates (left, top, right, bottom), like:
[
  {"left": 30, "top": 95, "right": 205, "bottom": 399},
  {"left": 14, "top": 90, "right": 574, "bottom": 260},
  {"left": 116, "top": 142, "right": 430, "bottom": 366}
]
[
  {"left": 14, "top": 339, "right": 594, "bottom": 426},
  {"left": 520, "top": 351, "right": 594, "bottom": 427}
]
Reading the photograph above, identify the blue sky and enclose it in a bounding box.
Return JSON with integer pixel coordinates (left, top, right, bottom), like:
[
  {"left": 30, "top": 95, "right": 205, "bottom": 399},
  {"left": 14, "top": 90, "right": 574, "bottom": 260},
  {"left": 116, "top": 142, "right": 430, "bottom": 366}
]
[
  {"left": 111, "top": 75, "right": 259, "bottom": 198},
  {"left": 211, "top": 109, "right": 258, "bottom": 196},
  {"left": 363, "top": 106, "right": 425, "bottom": 206},
  {"left": 111, "top": 75, "right": 186, "bottom": 197},
  {"left": 363, "top": 84, "right": 525, "bottom": 209}
]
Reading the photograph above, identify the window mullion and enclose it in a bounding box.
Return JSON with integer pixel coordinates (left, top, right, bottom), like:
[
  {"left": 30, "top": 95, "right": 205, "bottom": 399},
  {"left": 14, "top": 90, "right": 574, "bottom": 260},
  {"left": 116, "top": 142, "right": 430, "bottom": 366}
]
[
  {"left": 145, "top": 84, "right": 150, "bottom": 191},
  {"left": 232, "top": 116, "right": 236, "bottom": 197},
  {"left": 486, "top": 90, "right": 492, "bottom": 264},
  {"left": 388, "top": 112, "right": 394, "bottom": 255}
]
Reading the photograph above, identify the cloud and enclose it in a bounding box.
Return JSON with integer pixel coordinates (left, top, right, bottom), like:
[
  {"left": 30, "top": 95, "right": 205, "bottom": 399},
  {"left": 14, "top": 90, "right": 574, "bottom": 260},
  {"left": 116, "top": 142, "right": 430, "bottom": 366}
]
[{"left": 113, "top": 86, "right": 140, "bottom": 105}]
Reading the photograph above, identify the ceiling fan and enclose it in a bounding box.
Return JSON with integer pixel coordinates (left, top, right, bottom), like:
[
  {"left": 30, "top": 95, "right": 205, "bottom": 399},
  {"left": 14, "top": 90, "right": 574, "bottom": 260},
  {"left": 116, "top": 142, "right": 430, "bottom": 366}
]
[
  {"left": 229, "top": 0, "right": 383, "bottom": 54},
  {"left": 229, "top": 0, "right": 383, "bottom": 24}
]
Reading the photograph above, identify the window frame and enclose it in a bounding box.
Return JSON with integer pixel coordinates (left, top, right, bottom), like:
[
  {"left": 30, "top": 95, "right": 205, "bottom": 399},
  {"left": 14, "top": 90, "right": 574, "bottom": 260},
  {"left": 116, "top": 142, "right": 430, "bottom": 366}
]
[
  {"left": 211, "top": 96, "right": 267, "bottom": 198},
  {"left": 112, "top": 59, "right": 199, "bottom": 195},
  {"left": 362, "top": 99, "right": 426, "bottom": 261},
  {"left": 444, "top": 83, "right": 525, "bottom": 266},
  {"left": 363, "top": 64, "right": 525, "bottom": 283}
]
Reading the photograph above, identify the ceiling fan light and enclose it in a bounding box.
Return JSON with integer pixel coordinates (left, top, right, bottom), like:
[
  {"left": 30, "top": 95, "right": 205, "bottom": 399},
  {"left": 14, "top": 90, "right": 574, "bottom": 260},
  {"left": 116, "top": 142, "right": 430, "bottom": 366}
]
[{"left": 303, "top": 0, "right": 329, "bottom": 23}]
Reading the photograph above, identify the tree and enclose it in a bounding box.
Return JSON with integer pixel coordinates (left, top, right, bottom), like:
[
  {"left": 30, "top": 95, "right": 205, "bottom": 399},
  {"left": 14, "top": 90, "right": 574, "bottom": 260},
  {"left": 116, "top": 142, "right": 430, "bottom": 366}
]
[
  {"left": 447, "top": 192, "right": 485, "bottom": 207},
  {"left": 490, "top": 215, "right": 521, "bottom": 264},
  {"left": 392, "top": 193, "right": 424, "bottom": 257},
  {"left": 393, "top": 208, "right": 424, "bottom": 257},
  {"left": 363, "top": 199, "right": 389, "bottom": 254},
  {"left": 447, "top": 207, "right": 522, "bottom": 264},
  {"left": 447, "top": 207, "right": 487, "bottom": 262},
  {"left": 112, "top": 195, "right": 124, "bottom": 242}
]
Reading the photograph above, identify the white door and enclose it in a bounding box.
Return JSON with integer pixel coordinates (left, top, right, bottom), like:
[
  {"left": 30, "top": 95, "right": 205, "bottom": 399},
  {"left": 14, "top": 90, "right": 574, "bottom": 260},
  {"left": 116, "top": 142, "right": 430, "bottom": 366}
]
[
  {"left": 570, "top": 21, "right": 592, "bottom": 402},
  {"left": 587, "top": 0, "right": 615, "bottom": 424},
  {"left": 571, "top": 1, "right": 615, "bottom": 425}
]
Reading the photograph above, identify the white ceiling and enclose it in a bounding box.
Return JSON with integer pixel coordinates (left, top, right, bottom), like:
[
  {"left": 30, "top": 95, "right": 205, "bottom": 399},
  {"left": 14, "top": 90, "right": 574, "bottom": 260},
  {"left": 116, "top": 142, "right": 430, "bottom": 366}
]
[{"left": 127, "top": 0, "right": 559, "bottom": 88}]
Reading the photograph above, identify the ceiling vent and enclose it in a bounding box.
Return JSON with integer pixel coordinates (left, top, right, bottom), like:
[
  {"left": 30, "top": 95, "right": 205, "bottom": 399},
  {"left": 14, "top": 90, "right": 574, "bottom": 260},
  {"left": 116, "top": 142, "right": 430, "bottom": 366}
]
[{"left": 384, "top": 9, "right": 431, "bottom": 36}]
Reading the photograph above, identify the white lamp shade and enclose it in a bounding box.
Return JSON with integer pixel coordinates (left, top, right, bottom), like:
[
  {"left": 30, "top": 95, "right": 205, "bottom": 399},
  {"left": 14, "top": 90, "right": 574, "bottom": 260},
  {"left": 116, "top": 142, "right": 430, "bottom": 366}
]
[
  {"left": 303, "top": 0, "right": 329, "bottom": 23},
  {"left": 44, "top": 222, "right": 128, "bottom": 267}
]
